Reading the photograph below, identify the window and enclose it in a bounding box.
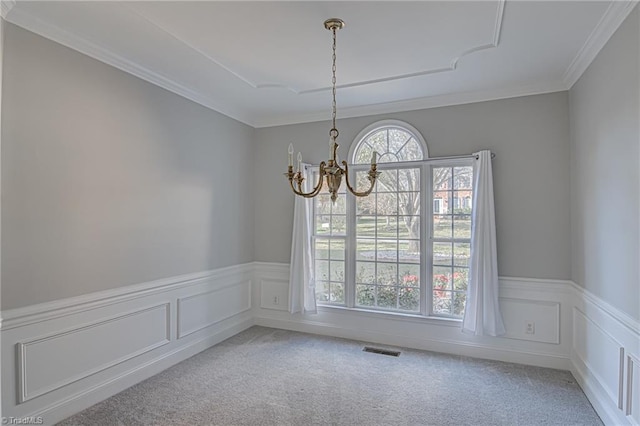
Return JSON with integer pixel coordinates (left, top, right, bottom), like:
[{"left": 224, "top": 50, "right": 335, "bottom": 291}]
[
  {"left": 312, "top": 121, "right": 473, "bottom": 318},
  {"left": 313, "top": 183, "right": 347, "bottom": 305},
  {"left": 432, "top": 165, "right": 473, "bottom": 316},
  {"left": 354, "top": 165, "right": 422, "bottom": 312},
  {"left": 433, "top": 198, "right": 442, "bottom": 214}
]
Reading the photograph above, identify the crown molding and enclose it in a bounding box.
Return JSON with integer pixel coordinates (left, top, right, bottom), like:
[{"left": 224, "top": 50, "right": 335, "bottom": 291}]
[
  {"left": 0, "top": 0, "right": 16, "bottom": 19},
  {"left": 5, "top": 6, "right": 258, "bottom": 127},
  {"left": 300, "top": 0, "right": 506, "bottom": 95},
  {"left": 253, "top": 81, "right": 568, "bottom": 128},
  {"left": 124, "top": 1, "right": 505, "bottom": 96},
  {"left": 562, "top": 0, "right": 639, "bottom": 88},
  {"left": 6, "top": 1, "right": 623, "bottom": 129}
]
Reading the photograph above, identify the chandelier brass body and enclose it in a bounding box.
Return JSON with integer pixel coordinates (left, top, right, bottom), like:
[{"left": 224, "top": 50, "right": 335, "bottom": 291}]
[{"left": 285, "top": 18, "right": 379, "bottom": 202}]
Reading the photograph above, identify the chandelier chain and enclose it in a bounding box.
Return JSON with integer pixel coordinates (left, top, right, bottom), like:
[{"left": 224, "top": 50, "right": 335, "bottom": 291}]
[{"left": 331, "top": 27, "right": 337, "bottom": 133}]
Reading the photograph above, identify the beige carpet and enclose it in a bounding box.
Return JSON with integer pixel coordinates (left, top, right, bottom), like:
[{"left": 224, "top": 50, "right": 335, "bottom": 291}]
[{"left": 59, "top": 326, "right": 602, "bottom": 425}]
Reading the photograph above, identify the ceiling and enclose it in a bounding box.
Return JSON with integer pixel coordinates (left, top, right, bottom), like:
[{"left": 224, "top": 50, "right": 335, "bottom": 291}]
[{"left": 2, "top": 1, "right": 637, "bottom": 127}]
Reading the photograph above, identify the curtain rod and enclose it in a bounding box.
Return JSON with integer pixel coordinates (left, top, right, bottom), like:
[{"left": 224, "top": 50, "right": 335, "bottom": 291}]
[
  {"left": 428, "top": 152, "right": 496, "bottom": 161},
  {"left": 304, "top": 152, "right": 495, "bottom": 169}
]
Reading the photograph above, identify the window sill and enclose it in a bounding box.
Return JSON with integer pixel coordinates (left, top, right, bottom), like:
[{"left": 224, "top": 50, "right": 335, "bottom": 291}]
[{"left": 316, "top": 304, "right": 463, "bottom": 327}]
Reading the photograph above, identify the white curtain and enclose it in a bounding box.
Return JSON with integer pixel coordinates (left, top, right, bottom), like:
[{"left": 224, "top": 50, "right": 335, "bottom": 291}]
[
  {"left": 289, "top": 163, "right": 317, "bottom": 314},
  {"left": 462, "top": 150, "right": 505, "bottom": 336}
]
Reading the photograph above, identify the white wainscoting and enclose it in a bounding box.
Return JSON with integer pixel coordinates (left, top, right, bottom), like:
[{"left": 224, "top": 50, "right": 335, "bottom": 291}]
[
  {"left": 0, "top": 263, "right": 254, "bottom": 426},
  {"left": 571, "top": 284, "right": 640, "bottom": 426},
  {"left": 2, "top": 261, "right": 637, "bottom": 425},
  {"left": 253, "top": 262, "right": 640, "bottom": 425},
  {"left": 252, "top": 262, "right": 574, "bottom": 370}
]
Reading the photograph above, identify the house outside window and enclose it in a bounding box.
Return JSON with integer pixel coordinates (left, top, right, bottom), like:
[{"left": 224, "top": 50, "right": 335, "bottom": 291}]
[{"left": 312, "top": 120, "right": 473, "bottom": 318}]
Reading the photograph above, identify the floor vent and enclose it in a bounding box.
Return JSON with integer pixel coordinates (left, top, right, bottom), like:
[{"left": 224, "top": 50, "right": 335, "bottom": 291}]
[{"left": 363, "top": 346, "right": 401, "bottom": 357}]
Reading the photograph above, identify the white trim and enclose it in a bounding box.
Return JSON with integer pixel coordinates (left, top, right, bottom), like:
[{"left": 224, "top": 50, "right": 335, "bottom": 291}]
[
  {"left": 0, "top": 13, "right": 5, "bottom": 421},
  {"left": 4, "top": 6, "right": 256, "bottom": 127},
  {"left": 2, "top": 262, "right": 638, "bottom": 424},
  {"left": 17, "top": 303, "right": 171, "bottom": 403},
  {"left": 253, "top": 261, "right": 640, "bottom": 424},
  {"left": 570, "top": 281, "right": 640, "bottom": 334},
  {"left": 126, "top": 0, "right": 504, "bottom": 96},
  {"left": 176, "top": 280, "right": 252, "bottom": 339},
  {"left": 499, "top": 297, "right": 560, "bottom": 344},
  {"left": 571, "top": 283, "right": 640, "bottom": 425},
  {"left": 254, "top": 82, "right": 568, "bottom": 128},
  {"left": 299, "top": 0, "right": 504, "bottom": 95},
  {"left": 254, "top": 316, "right": 571, "bottom": 370},
  {"left": 572, "top": 353, "right": 625, "bottom": 426},
  {"left": 0, "top": 0, "right": 15, "bottom": 20},
  {"left": 0, "top": 264, "right": 254, "bottom": 424},
  {"left": 573, "top": 306, "right": 625, "bottom": 406},
  {"left": 32, "top": 314, "right": 253, "bottom": 425},
  {"left": 2, "top": 0, "right": 547, "bottom": 129},
  {"left": 562, "top": 0, "right": 639, "bottom": 88},
  {"left": 4, "top": 1, "right": 635, "bottom": 128},
  {"left": 253, "top": 262, "right": 573, "bottom": 369},
  {"left": 0, "top": 262, "right": 253, "bottom": 330},
  {"left": 500, "top": 276, "right": 575, "bottom": 294},
  {"left": 626, "top": 354, "right": 639, "bottom": 419}
]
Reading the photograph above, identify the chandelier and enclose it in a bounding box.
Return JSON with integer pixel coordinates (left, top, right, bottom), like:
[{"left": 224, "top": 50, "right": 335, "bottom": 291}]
[{"left": 285, "top": 18, "right": 379, "bottom": 202}]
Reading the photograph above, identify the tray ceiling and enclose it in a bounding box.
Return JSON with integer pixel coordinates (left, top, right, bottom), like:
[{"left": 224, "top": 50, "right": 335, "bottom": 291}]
[{"left": 2, "top": 1, "right": 637, "bottom": 127}]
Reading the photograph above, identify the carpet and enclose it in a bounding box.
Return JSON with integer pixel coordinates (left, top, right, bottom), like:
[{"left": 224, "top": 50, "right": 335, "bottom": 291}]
[{"left": 58, "top": 326, "right": 602, "bottom": 425}]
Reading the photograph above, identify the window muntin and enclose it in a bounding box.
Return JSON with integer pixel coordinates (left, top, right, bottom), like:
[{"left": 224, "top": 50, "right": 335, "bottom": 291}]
[{"left": 353, "top": 127, "right": 424, "bottom": 164}]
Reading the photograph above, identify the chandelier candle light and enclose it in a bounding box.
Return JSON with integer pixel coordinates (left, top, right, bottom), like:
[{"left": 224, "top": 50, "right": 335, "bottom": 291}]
[{"left": 285, "top": 18, "right": 379, "bottom": 203}]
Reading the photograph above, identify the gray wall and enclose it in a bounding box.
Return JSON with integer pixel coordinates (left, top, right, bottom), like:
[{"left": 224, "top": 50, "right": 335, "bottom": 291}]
[
  {"left": 569, "top": 6, "right": 639, "bottom": 320},
  {"left": 254, "top": 92, "right": 572, "bottom": 280},
  {"left": 1, "top": 24, "right": 255, "bottom": 310}
]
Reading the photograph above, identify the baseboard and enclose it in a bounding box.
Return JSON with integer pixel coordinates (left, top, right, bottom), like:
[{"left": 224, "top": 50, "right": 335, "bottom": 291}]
[
  {"left": 572, "top": 351, "right": 630, "bottom": 426},
  {"left": 0, "top": 264, "right": 254, "bottom": 425},
  {"left": 254, "top": 316, "right": 571, "bottom": 370}
]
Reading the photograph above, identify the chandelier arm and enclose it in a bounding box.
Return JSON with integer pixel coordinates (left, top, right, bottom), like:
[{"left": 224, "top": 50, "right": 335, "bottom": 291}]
[
  {"left": 341, "top": 161, "right": 379, "bottom": 197},
  {"left": 288, "top": 162, "right": 326, "bottom": 198}
]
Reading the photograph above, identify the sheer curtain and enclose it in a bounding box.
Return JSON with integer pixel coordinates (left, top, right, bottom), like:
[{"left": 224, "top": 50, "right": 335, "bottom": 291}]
[
  {"left": 289, "top": 164, "right": 317, "bottom": 314},
  {"left": 462, "top": 150, "right": 505, "bottom": 336}
]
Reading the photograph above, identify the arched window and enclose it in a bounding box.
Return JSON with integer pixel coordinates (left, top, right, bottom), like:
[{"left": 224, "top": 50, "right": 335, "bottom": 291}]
[
  {"left": 350, "top": 120, "right": 428, "bottom": 164},
  {"left": 312, "top": 120, "right": 472, "bottom": 318}
]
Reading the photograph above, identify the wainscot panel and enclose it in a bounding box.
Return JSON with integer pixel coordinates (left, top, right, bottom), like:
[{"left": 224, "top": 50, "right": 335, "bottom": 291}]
[
  {"left": 571, "top": 283, "right": 640, "bottom": 426},
  {"left": 17, "top": 303, "right": 170, "bottom": 403},
  {"left": 177, "top": 281, "right": 252, "bottom": 338},
  {"left": 0, "top": 264, "right": 254, "bottom": 426}
]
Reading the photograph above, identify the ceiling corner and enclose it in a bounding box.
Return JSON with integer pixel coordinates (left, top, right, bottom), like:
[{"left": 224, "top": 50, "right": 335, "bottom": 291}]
[
  {"left": 1, "top": 0, "right": 16, "bottom": 20},
  {"left": 562, "top": 0, "right": 639, "bottom": 88},
  {"left": 5, "top": 4, "right": 257, "bottom": 127}
]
